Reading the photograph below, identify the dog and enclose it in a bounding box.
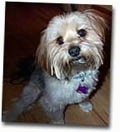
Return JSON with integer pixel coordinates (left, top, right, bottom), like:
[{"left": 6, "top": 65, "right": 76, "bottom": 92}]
[{"left": 3, "top": 9, "right": 107, "bottom": 124}]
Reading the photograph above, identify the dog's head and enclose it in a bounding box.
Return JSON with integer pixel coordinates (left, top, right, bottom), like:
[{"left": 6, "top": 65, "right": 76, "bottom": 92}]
[{"left": 36, "top": 9, "right": 107, "bottom": 79}]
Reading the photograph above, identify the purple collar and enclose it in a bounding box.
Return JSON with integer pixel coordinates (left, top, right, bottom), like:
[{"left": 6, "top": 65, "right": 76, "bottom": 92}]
[{"left": 76, "top": 85, "right": 88, "bottom": 94}]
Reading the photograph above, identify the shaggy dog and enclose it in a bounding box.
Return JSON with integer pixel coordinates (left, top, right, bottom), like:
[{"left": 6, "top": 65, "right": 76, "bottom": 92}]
[{"left": 3, "top": 9, "right": 107, "bottom": 124}]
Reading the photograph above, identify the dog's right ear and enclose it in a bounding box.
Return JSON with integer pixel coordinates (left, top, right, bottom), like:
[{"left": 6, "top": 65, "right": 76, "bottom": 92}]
[{"left": 36, "top": 31, "right": 50, "bottom": 73}]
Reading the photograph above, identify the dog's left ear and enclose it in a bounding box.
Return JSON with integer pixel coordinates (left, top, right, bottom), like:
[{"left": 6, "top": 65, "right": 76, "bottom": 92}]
[
  {"left": 36, "top": 30, "right": 50, "bottom": 73},
  {"left": 83, "top": 9, "right": 108, "bottom": 42}
]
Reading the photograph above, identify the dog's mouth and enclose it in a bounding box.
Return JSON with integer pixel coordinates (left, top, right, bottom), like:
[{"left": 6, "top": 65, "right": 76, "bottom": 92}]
[{"left": 71, "top": 56, "right": 87, "bottom": 64}]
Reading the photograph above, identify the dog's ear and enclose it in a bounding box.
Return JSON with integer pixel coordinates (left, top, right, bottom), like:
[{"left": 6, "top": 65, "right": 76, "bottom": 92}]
[
  {"left": 36, "top": 31, "right": 50, "bottom": 73},
  {"left": 36, "top": 31, "right": 68, "bottom": 80},
  {"left": 83, "top": 9, "right": 108, "bottom": 42}
]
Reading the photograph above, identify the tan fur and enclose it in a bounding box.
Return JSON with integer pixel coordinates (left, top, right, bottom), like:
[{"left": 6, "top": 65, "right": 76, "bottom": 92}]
[{"left": 36, "top": 10, "right": 107, "bottom": 79}]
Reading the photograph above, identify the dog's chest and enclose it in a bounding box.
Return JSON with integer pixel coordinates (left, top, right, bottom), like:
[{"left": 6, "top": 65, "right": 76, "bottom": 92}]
[
  {"left": 45, "top": 78, "right": 82, "bottom": 104},
  {"left": 43, "top": 70, "right": 99, "bottom": 105}
]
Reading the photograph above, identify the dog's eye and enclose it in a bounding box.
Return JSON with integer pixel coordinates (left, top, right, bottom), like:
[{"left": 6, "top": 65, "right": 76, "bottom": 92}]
[
  {"left": 77, "top": 29, "right": 87, "bottom": 37},
  {"left": 56, "top": 36, "right": 64, "bottom": 45}
]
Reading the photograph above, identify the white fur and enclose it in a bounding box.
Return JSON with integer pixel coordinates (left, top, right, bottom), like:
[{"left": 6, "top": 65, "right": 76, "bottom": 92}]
[{"left": 39, "top": 69, "right": 98, "bottom": 112}]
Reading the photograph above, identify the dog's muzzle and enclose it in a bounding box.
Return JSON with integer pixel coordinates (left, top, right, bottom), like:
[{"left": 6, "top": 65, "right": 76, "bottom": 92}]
[
  {"left": 68, "top": 46, "right": 87, "bottom": 64},
  {"left": 68, "top": 46, "right": 80, "bottom": 57},
  {"left": 72, "top": 56, "right": 87, "bottom": 64}
]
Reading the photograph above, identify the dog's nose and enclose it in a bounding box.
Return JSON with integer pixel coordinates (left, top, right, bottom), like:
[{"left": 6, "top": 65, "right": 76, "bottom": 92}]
[{"left": 68, "top": 46, "right": 80, "bottom": 57}]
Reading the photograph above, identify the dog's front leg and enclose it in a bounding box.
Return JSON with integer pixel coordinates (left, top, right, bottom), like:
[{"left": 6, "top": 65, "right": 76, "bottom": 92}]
[
  {"left": 49, "top": 109, "right": 65, "bottom": 124},
  {"left": 2, "top": 82, "right": 41, "bottom": 122}
]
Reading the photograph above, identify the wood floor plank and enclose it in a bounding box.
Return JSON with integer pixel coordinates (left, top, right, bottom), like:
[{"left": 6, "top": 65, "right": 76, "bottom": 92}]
[
  {"left": 65, "top": 105, "right": 106, "bottom": 126},
  {"left": 91, "top": 73, "right": 110, "bottom": 125}
]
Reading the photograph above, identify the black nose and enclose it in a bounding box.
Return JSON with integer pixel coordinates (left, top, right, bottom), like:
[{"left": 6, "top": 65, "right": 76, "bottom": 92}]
[{"left": 68, "top": 46, "right": 80, "bottom": 57}]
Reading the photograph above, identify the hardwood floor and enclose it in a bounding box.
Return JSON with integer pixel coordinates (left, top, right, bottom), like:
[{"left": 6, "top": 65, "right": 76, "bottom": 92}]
[{"left": 2, "top": 2, "right": 111, "bottom": 126}]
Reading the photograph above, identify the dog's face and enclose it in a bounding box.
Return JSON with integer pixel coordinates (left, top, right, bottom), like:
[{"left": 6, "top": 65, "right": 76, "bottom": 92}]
[{"left": 36, "top": 10, "right": 107, "bottom": 79}]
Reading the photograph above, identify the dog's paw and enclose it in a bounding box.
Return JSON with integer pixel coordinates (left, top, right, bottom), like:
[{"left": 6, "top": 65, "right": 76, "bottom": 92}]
[
  {"left": 2, "top": 110, "right": 18, "bottom": 122},
  {"left": 51, "top": 119, "right": 64, "bottom": 125},
  {"left": 79, "top": 101, "right": 93, "bottom": 112},
  {"left": 2, "top": 111, "right": 14, "bottom": 122}
]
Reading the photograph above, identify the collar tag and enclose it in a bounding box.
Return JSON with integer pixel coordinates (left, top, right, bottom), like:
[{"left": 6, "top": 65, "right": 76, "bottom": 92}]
[{"left": 76, "top": 85, "right": 88, "bottom": 94}]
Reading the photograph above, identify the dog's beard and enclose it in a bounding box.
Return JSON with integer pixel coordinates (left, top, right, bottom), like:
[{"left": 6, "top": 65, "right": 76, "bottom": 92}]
[
  {"left": 48, "top": 46, "right": 71, "bottom": 79},
  {"left": 48, "top": 43, "right": 103, "bottom": 80}
]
